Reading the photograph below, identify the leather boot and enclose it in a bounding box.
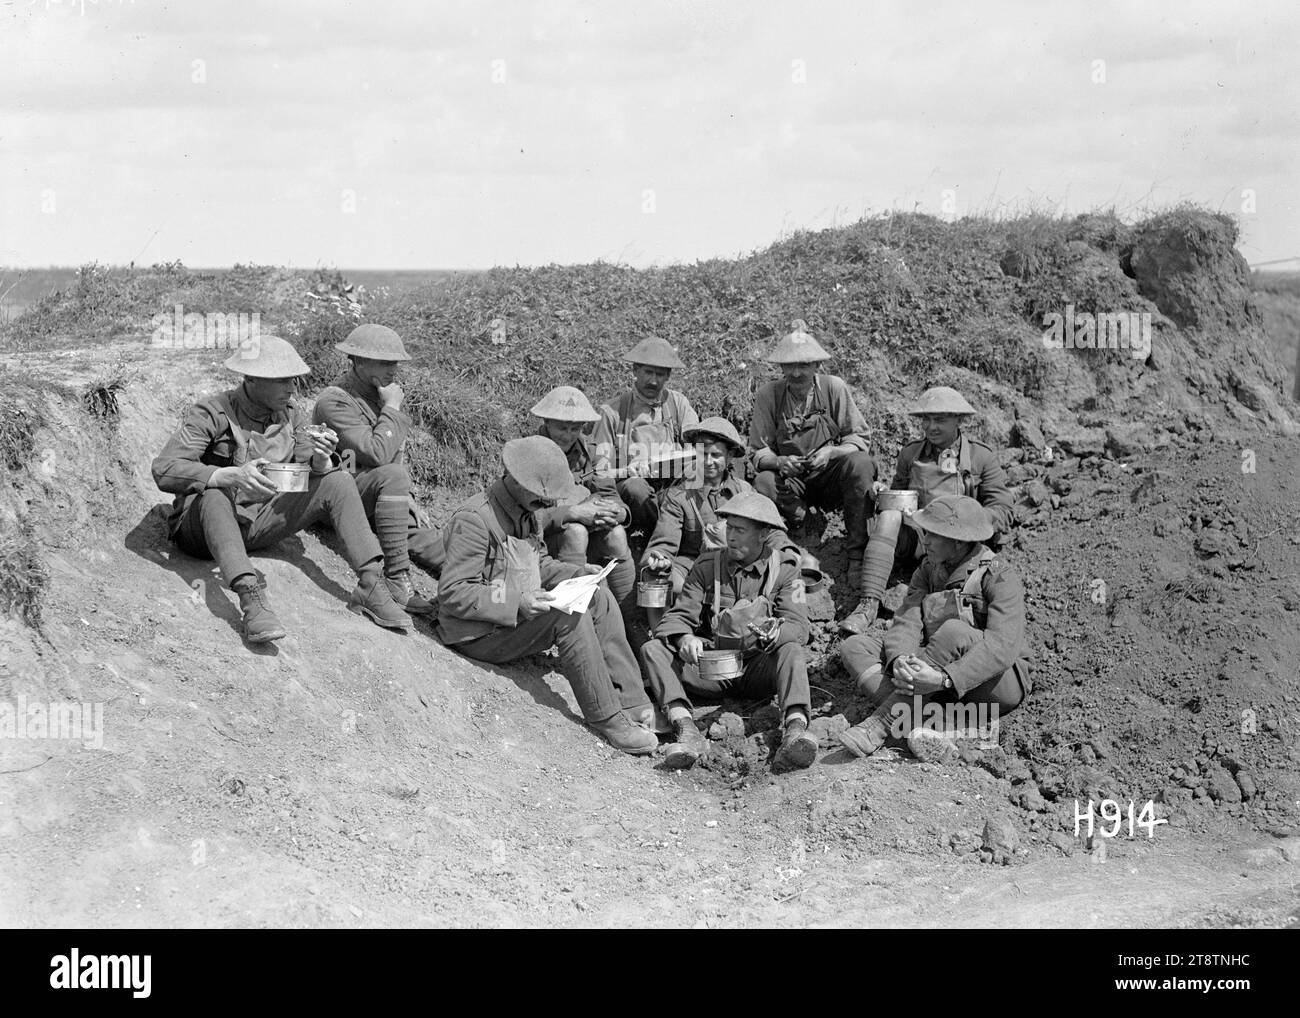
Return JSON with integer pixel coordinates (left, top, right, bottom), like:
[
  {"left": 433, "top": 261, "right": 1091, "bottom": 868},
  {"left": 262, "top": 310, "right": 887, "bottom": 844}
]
[
  {"left": 663, "top": 717, "right": 708, "bottom": 769},
  {"left": 774, "top": 714, "right": 818, "bottom": 770},
  {"left": 839, "top": 714, "right": 891, "bottom": 758},
  {"left": 233, "top": 577, "right": 287, "bottom": 644},
  {"left": 385, "top": 570, "right": 437, "bottom": 616},
  {"left": 589, "top": 711, "right": 658, "bottom": 756},
  {"left": 349, "top": 565, "right": 412, "bottom": 631}
]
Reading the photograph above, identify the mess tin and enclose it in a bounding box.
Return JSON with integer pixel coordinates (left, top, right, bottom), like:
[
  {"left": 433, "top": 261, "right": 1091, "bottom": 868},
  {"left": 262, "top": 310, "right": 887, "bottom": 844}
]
[
  {"left": 876, "top": 489, "right": 919, "bottom": 514},
  {"left": 697, "top": 647, "right": 745, "bottom": 681},
  {"left": 636, "top": 567, "right": 671, "bottom": 608},
  {"left": 261, "top": 462, "right": 310, "bottom": 492}
]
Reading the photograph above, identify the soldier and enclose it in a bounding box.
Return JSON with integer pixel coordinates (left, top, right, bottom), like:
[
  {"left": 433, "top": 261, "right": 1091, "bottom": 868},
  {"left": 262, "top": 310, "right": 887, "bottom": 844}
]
[
  {"left": 592, "top": 336, "right": 700, "bottom": 537},
  {"left": 841, "top": 386, "right": 1016, "bottom": 635},
  {"left": 748, "top": 322, "right": 880, "bottom": 632},
  {"left": 436, "top": 436, "right": 658, "bottom": 756},
  {"left": 152, "top": 335, "right": 410, "bottom": 643},
  {"left": 889, "top": 386, "right": 1013, "bottom": 565},
  {"left": 837, "top": 494, "right": 1032, "bottom": 759},
  {"left": 641, "top": 417, "right": 752, "bottom": 630},
  {"left": 531, "top": 385, "right": 636, "bottom": 616},
  {"left": 313, "top": 324, "right": 444, "bottom": 616},
  {"left": 639, "top": 492, "right": 819, "bottom": 772}
]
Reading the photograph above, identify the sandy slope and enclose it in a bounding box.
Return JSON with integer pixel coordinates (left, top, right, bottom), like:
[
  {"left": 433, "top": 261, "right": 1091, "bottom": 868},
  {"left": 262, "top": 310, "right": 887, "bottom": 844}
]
[{"left": 2, "top": 342, "right": 1299, "bottom": 928}]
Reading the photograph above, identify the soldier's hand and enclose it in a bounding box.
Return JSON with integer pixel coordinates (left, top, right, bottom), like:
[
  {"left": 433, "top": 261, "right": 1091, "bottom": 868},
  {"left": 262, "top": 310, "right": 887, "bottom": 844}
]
[
  {"left": 645, "top": 550, "right": 672, "bottom": 573},
  {"left": 871, "top": 480, "right": 889, "bottom": 496},
  {"left": 805, "top": 446, "right": 832, "bottom": 472},
  {"left": 775, "top": 455, "right": 804, "bottom": 478},
  {"left": 517, "top": 589, "right": 554, "bottom": 620},
  {"left": 677, "top": 635, "right": 706, "bottom": 666},
  {"left": 305, "top": 426, "right": 338, "bottom": 459},
  {"left": 566, "top": 501, "right": 599, "bottom": 527},
  {"left": 214, "top": 459, "right": 279, "bottom": 500},
  {"left": 378, "top": 382, "right": 404, "bottom": 410}
]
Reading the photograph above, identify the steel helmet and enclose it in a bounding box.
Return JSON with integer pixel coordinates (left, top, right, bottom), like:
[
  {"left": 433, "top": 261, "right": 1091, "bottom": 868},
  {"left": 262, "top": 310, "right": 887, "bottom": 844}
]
[
  {"left": 530, "top": 386, "right": 601, "bottom": 422},
  {"left": 334, "top": 324, "right": 411, "bottom": 362},
  {"left": 224, "top": 335, "right": 310, "bottom": 378},
  {"left": 909, "top": 386, "right": 975, "bottom": 416}
]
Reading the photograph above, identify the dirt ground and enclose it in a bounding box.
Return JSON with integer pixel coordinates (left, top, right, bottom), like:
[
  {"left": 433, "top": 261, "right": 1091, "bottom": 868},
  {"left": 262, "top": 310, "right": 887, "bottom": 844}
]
[{"left": 2, "top": 342, "right": 1299, "bottom": 928}]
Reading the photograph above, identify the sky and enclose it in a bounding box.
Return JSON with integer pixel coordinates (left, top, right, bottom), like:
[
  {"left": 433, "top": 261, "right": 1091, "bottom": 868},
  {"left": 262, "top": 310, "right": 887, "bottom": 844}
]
[{"left": 2, "top": 0, "right": 1297, "bottom": 269}]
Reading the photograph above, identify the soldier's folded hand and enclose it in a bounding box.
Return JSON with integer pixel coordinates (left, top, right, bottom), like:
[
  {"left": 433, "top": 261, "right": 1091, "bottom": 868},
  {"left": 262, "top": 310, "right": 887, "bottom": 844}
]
[{"left": 214, "top": 459, "right": 279, "bottom": 501}]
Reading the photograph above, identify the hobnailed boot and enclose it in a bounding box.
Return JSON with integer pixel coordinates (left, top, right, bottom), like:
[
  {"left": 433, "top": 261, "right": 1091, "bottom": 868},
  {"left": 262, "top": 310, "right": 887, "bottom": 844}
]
[
  {"left": 349, "top": 566, "right": 413, "bottom": 631},
  {"left": 589, "top": 711, "right": 658, "bottom": 756},
  {"left": 839, "top": 714, "right": 891, "bottom": 758},
  {"left": 385, "top": 570, "right": 437, "bottom": 616},
  {"left": 663, "top": 717, "right": 708, "bottom": 770},
  {"left": 233, "top": 577, "right": 287, "bottom": 644},
  {"left": 773, "top": 714, "right": 819, "bottom": 770}
]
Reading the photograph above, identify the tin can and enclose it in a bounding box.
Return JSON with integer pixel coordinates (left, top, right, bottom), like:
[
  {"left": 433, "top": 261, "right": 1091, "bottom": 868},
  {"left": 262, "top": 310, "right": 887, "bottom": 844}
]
[
  {"left": 262, "top": 462, "right": 310, "bottom": 493},
  {"left": 636, "top": 567, "right": 671, "bottom": 607},
  {"left": 698, "top": 648, "right": 745, "bottom": 681}
]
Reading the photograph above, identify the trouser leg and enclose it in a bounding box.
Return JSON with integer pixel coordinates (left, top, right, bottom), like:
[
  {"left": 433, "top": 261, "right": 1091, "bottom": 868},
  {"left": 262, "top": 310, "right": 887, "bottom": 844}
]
[
  {"left": 456, "top": 611, "right": 624, "bottom": 723},
  {"left": 839, "top": 632, "right": 890, "bottom": 700},
  {"left": 244, "top": 471, "right": 382, "bottom": 574},
  {"left": 617, "top": 476, "right": 660, "bottom": 535},
  {"left": 922, "top": 619, "right": 1026, "bottom": 714},
  {"left": 640, "top": 639, "right": 692, "bottom": 709},
  {"left": 587, "top": 585, "right": 649, "bottom": 712},
  {"left": 806, "top": 451, "right": 877, "bottom": 557},
  {"left": 589, "top": 525, "right": 635, "bottom": 612},
  {"left": 740, "top": 643, "right": 811, "bottom": 718},
  {"left": 406, "top": 513, "right": 445, "bottom": 576},
  {"left": 174, "top": 488, "right": 257, "bottom": 588},
  {"left": 353, "top": 464, "right": 416, "bottom": 575},
  {"left": 641, "top": 640, "right": 808, "bottom": 714}
]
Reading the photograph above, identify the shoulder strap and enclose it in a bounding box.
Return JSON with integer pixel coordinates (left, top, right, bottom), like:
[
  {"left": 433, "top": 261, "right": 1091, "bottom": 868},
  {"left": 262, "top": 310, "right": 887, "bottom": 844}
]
[
  {"left": 961, "top": 550, "right": 997, "bottom": 598},
  {"left": 616, "top": 390, "right": 635, "bottom": 425},
  {"left": 213, "top": 391, "right": 247, "bottom": 455},
  {"left": 713, "top": 548, "right": 725, "bottom": 613},
  {"left": 761, "top": 549, "right": 782, "bottom": 599},
  {"left": 958, "top": 434, "right": 974, "bottom": 491}
]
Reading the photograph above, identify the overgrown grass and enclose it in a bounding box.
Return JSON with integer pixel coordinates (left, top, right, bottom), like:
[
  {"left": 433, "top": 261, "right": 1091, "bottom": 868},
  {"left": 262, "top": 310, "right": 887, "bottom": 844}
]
[{"left": 0, "top": 517, "right": 48, "bottom": 627}]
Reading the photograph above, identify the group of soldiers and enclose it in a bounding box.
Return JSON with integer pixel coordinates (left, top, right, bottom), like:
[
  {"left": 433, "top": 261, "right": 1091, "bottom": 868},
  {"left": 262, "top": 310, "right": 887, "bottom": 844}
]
[{"left": 152, "top": 321, "right": 1032, "bottom": 769}]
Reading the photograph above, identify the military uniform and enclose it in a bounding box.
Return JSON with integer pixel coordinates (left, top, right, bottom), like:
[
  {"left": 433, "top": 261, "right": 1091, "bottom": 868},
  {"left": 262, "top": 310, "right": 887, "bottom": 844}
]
[
  {"left": 890, "top": 432, "right": 1013, "bottom": 560},
  {"left": 437, "top": 479, "right": 650, "bottom": 726},
  {"left": 840, "top": 543, "right": 1032, "bottom": 712},
  {"left": 643, "top": 472, "right": 753, "bottom": 595},
  {"left": 640, "top": 539, "right": 811, "bottom": 718},
  {"left": 151, "top": 335, "right": 408, "bottom": 642},
  {"left": 593, "top": 387, "right": 700, "bottom": 534},
  {"left": 154, "top": 385, "right": 382, "bottom": 583},
  {"left": 313, "top": 368, "right": 445, "bottom": 575},
  {"left": 750, "top": 372, "right": 877, "bottom": 551}
]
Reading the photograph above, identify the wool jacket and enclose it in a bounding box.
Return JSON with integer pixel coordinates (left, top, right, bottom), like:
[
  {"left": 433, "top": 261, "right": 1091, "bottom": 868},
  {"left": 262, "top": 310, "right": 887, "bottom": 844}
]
[{"left": 882, "top": 543, "right": 1031, "bottom": 696}]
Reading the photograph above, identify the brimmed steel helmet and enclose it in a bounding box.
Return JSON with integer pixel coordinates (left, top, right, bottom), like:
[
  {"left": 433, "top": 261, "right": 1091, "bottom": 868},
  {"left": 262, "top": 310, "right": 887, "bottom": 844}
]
[
  {"left": 909, "top": 494, "right": 993, "bottom": 541},
  {"left": 909, "top": 386, "right": 975, "bottom": 416},
  {"left": 334, "top": 324, "right": 411, "bottom": 362},
  {"left": 224, "top": 335, "right": 310, "bottom": 378}
]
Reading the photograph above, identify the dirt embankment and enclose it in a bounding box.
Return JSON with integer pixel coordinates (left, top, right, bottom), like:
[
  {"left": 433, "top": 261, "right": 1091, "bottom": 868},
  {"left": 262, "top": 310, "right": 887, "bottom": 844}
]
[{"left": 3, "top": 207, "right": 1300, "bottom": 927}]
